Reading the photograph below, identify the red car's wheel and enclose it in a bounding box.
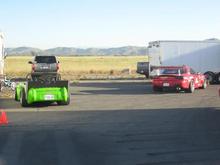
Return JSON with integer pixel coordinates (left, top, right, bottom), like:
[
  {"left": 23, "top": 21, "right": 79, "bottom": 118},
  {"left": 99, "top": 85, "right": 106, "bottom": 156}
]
[
  {"left": 153, "top": 86, "right": 162, "bottom": 92},
  {"left": 188, "top": 81, "right": 195, "bottom": 93},
  {"left": 201, "top": 80, "right": 207, "bottom": 89}
]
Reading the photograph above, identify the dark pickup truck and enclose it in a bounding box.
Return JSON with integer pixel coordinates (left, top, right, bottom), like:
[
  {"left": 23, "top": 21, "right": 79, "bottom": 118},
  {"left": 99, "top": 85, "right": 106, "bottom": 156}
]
[{"left": 29, "top": 56, "right": 59, "bottom": 73}]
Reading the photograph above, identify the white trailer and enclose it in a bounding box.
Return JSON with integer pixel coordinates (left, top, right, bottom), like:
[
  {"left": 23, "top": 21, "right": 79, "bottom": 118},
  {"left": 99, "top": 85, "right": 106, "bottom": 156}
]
[
  {"left": 137, "top": 39, "right": 220, "bottom": 83},
  {"left": 0, "top": 33, "right": 5, "bottom": 91}
]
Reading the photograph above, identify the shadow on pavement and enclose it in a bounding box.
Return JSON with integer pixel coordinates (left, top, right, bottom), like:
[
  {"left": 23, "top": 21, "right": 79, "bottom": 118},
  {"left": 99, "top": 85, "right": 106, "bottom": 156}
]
[
  {"left": 72, "top": 81, "right": 189, "bottom": 95},
  {"left": 1, "top": 107, "right": 220, "bottom": 165},
  {"left": 0, "top": 98, "right": 62, "bottom": 109}
]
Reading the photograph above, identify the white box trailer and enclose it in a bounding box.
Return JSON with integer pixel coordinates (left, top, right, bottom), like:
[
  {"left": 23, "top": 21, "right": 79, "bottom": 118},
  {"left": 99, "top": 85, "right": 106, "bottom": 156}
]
[{"left": 137, "top": 39, "right": 220, "bottom": 83}]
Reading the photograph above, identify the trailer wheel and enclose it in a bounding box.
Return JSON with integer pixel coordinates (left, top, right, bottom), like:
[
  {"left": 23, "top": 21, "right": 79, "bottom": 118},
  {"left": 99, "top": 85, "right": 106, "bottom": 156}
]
[
  {"left": 188, "top": 81, "right": 195, "bottom": 93},
  {"left": 204, "top": 72, "right": 214, "bottom": 84},
  {"left": 20, "top": 89, "right": 28, "bottom": 107},
  {"left": 217, "top": 74, "right": 220, "bottom": 84}
]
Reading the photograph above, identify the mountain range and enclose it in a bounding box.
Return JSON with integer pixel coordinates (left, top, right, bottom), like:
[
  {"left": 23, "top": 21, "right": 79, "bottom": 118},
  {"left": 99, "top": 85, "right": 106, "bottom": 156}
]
[{"left": 6, "top": 46, "right": 147, "bottom": 56}]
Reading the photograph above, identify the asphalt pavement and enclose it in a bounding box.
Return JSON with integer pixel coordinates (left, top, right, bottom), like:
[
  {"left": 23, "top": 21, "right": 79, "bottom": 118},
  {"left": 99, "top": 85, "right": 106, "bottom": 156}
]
[{"left": 0, "top": 80, "right": 220, "bottom": 165}]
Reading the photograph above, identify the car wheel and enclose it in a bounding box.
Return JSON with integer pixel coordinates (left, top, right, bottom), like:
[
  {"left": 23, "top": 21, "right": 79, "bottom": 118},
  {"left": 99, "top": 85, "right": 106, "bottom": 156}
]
[
  {"left": 217, "top": 74, "right": 220, "bottom": 84},
  {"left": 188, "top": 81, "right": 195, "bottom": 93},
  {"left": 57, "top": 94, "right": 70, "bottom": 105},
  {"left": 15, "top": 90, "right": 18, "bottom": 101},
  {"left": 145, "top": 74, "right": 149, "bottom": 79},
  {"left": 20, "top": 89, "right": 28, "bottom": 107},
  {"left": 201, "top": 80, "right": 207, "bottom": 89},
  {"left": 11, "top": 82, "right": 16, "bottom": 91},
  {"left": 204, "top": 72, "right": 214, "bottom": 84},
  {"left": 153, "top": 86, "right": 162, "bottom": 92},
  {"left": 0, "top": 82, "right": 3, "bottom": 92}
]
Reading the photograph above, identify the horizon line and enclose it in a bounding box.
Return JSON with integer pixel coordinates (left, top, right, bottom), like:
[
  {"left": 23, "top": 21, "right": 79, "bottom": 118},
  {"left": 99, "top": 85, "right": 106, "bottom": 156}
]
[{"left": 5, "top": 45, "right": 147, "bottom": 50}]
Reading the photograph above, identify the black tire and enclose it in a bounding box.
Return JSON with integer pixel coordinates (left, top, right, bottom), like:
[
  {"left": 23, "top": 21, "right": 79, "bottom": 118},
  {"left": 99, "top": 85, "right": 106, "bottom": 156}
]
[
  {"left": 0, "top": 81, "right": 3, "bottom": 92},
  {"left": 145, "top": 74, "right": 149, "bottom": 79},
  {"left": 0, "top": 84, "right": 2, "bottom": 92},
  {"left": 201, "top": 80, "right": 207, "bottom": 89},
  {"left": 20, "top": 89, "right": 28, "bottom": 107},
  {"left": 153, "top": 86, "right": 162, "bottom": 92},
  {"left": 57, "top": 94, "right": 70, "bottom": 105},
  {"left": 15, "top": 90, "right": 18, "bottom": 101},
  {"left": 204, "top": 72, "right": 215, "bottom": 84},
  {"left": 188, "top": 81, "right": 195, "bottom": 93},
  {"left": 217, "top": 73, "right": 220, "bottom": 84}
]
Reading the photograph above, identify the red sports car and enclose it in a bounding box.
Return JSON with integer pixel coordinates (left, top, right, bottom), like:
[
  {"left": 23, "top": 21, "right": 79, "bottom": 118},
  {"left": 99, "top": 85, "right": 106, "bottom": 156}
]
[{"left": 152, "top": 65, "right": 207, "bottom": 93}]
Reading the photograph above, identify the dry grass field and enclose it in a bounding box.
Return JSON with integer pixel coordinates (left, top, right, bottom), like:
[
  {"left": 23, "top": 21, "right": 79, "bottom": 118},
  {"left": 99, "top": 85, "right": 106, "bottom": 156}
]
[{"left": 5, "top": 56, "right": 148, "bottom": 80}]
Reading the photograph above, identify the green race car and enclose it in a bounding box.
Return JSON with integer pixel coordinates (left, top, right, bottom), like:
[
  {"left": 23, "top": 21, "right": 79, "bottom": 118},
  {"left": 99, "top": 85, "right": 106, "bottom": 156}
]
[{"left": 15, "top": 73, "right": 70, "bottom": 107}]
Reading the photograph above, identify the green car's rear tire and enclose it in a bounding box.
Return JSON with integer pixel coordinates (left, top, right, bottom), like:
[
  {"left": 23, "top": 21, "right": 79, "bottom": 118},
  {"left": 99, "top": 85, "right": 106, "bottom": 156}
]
[
  {"left": 20, "top": 89, "right": 28, "bottom": 107},
  {"left": 57, "top": 95, "right": 70, "bottom": 105}
]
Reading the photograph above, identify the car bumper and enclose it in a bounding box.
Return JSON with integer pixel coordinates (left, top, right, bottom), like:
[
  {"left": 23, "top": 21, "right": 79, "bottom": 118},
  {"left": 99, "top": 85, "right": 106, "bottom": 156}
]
[
  {"left": 27, "top": 87, "right": 69, "bottom": 104},
  {"left": 153, "top": 80, "right": 189, "bottom": 90}
]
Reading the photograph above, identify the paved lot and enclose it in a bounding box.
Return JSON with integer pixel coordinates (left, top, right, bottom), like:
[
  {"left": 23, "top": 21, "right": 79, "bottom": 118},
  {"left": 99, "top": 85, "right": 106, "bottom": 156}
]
[{"left": 1, "top": 81, "right": 220, "bottom": 165}]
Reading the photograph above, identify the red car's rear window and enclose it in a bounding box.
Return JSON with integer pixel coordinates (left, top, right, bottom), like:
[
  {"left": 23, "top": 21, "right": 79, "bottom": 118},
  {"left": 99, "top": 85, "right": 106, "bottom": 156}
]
[{"left": 160, "top": 68, "right": 186, "bottom": 75}]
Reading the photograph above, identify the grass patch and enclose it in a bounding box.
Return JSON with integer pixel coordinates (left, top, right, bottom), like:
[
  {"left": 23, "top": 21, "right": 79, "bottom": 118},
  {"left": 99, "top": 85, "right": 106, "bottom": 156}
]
[{"left": 5, "top": 56, "right": 148, "bottom": 80}]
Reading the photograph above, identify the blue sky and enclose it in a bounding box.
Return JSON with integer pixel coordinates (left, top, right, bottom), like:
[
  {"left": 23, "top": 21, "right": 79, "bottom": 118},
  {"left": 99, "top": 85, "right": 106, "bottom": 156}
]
[{"left": 0, "top": 0, "right": 220, "bottom": 49}]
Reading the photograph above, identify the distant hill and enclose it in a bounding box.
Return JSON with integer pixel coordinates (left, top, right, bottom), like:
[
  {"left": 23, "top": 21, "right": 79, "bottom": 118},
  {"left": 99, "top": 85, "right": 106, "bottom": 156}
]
[
  {"left": 6, "top": 46, "right": 147, "bottom": 56},
  {"left": 6, "top": 47, "right": 42, "bottom": 55}
]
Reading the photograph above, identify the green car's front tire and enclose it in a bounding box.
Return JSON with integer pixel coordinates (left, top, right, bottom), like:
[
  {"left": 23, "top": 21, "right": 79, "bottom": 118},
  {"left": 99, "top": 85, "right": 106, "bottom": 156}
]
[{"left": 20, "top": 89, "right": 28, "bottom": 107}]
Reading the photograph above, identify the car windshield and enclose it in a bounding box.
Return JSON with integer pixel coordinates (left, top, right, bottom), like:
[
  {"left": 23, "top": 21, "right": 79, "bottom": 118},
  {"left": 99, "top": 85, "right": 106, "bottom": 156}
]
[
  {"left": 35, "top": 56, "right": 56, "bottom": 63},
  {"left": 160, "top": 68, "right": 185, "bottom": 75}
]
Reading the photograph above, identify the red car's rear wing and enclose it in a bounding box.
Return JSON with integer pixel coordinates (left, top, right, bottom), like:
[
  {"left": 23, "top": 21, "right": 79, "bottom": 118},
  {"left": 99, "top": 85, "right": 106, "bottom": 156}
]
[{"left": 152, "top": 65, "right": 186, "bottom": 70}]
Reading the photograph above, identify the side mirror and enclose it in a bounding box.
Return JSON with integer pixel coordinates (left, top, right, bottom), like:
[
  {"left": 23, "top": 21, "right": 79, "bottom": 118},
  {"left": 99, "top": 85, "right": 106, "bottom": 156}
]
[{"left": 28, "top": 61, "right": 33, "bottom": 64}]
